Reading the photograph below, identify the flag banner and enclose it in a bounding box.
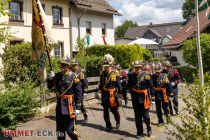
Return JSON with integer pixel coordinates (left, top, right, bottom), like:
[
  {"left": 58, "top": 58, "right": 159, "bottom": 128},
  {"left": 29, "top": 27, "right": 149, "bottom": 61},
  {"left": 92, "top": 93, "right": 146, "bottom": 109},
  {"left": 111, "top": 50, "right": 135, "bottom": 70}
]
[
  {"left": 199, "top": 0, "right": 208, "bottom": 12},
  {"left": 102, "top": 35, "right": 107, "bottom": 45},
  {"left": 32, "top": 0, "right": 48, "bottom": 81}
]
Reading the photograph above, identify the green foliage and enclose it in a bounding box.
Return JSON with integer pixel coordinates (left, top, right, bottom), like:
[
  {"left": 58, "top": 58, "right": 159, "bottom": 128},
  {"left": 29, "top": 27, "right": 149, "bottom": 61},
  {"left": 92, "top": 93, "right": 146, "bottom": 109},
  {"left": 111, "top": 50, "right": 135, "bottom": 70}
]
[
  {"left": 182, "top": 0, "right": 210, "bottom": 20},
  {"left": 46, "top": 56, "right": 61, "bottom": 74},
  {"left": 76, "top": 54, "right": 104, "bottom": 77},
  {"left": 1, "top": 42, "right": 60, "bottom": 85},
  {"left": 166, "top": 73, "right": 210, "bottom": 139},
  {"left": 0, "top": 0, "right": 10, "bottom": 16},
  {"left": 182, "top": 34, "right": 210, "bottom": 72},
  {"left": 75, "top": 38, "right": 86, "bottom": 55},
  {"left": 115, "top": 20, "right": 138, "bottom": 38},
  {"left": 86, "top": 44, "right": 153, "bottom": 69},
  {"left": 0, "top": 82, "right": 40, "bottom": 130},
  {"left": 1, "top": 43, "right": 39, "bottom": 85},
  {"left": 177, "top": 66, "right": 197, "bottom": 83}
]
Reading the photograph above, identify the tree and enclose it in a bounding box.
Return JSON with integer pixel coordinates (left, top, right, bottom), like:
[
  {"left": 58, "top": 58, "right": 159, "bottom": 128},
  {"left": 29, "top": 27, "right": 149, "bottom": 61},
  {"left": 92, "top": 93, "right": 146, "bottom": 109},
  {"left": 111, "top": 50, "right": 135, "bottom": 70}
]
[
  {"left": 182, "top": 0, "right": 210, "bottom": 20},
  {"left": 182, "top": 33, "right": 210, "bottom": 72},
  {"left": 115, "top": 20, "right": 138, "bottom": 38},
  {"left": 0, "top": 0, "right": 12, "bottom": 43}
]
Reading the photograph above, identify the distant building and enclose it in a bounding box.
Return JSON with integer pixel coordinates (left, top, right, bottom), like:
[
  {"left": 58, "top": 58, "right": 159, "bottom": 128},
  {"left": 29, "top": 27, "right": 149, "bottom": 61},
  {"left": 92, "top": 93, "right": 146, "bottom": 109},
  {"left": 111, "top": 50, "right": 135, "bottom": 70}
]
[
  {"left": 0, "top": 0, "right": 120, "bottom": 60},
  {"left": 164, "top": 10, "right": 210, "bottom": 66},
  {"left": 116, "top": 22, "right": 184, "bottom": 57}
]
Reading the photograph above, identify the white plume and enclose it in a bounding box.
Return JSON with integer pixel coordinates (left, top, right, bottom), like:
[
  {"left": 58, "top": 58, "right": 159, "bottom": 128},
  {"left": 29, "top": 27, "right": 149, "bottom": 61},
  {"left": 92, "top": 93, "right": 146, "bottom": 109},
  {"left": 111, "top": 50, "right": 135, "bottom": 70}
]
[{"left": 104, "top": 54, "right": 114, "bottom": 64}]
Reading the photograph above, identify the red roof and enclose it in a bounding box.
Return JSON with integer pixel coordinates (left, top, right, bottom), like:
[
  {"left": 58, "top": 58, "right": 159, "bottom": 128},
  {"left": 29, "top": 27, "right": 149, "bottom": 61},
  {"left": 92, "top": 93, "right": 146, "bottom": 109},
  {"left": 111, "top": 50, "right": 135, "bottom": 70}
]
[{"left": 165, "top": 10, "right": 210, "bottom": 47}]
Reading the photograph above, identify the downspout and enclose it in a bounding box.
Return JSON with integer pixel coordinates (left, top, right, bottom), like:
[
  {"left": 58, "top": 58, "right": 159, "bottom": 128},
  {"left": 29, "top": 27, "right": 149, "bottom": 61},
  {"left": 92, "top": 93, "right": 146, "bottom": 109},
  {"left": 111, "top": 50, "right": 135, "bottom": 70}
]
[
  {"left": 77, "top": 8, "right": 86, "bottom": 39},
  {"left": 69, "top": 3, "right": 73, "bottom": 58}
]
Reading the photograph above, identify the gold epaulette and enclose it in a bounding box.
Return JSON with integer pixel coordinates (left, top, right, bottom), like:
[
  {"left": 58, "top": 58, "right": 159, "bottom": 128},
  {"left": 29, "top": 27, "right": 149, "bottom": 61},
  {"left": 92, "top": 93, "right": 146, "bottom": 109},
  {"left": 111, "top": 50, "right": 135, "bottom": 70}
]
[{"left": 145, "top": 74, "right": 150, "bottom": 80}]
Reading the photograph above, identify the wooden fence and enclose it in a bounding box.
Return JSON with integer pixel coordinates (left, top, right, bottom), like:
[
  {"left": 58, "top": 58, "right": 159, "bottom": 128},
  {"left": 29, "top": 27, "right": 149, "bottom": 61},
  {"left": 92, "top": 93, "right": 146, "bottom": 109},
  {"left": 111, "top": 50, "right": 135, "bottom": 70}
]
[{"left": 41, "top": 77, "right": 100, "bottom": 106}]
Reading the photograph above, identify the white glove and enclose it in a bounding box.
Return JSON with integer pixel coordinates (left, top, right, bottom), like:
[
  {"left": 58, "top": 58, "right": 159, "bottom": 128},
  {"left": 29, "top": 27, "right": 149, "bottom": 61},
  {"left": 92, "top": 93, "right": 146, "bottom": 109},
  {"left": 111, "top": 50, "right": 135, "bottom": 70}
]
[
  {"left": 75, "top": 110, "right": 80, "bottom": 114},
  {"left": 171, "top": 82, "right": 176, "bottom": 87},
  {"left": 48, "top": 71, "right": 55, "bottom": 80},
  {"left": 83, "top": 93, "right": 88, "bottom": 98}
]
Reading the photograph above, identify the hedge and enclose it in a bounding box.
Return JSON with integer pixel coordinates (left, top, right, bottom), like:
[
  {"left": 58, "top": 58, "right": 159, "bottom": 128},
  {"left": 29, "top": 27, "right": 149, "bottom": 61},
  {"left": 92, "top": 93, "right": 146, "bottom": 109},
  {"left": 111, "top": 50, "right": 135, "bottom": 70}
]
[
  {"left": 176, "top": 66, "right": 197, "bottom": 83},
  {"left": 85, "top": 44, "right": 153, "bottom": 69}
]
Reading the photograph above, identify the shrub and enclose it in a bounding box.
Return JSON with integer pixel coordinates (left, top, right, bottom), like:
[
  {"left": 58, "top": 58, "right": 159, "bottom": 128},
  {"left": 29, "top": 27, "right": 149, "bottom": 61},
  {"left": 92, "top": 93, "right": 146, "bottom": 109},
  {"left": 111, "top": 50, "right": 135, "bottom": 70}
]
[
  {"left": 182, "top": 34, "right": 210, "bottom": 72},
  {"left": 0, "top": 82, "right": 40, "bottom": 130},
  {"left": 76, "top": 54, "right": 103, "bottom": 77},
  {"left": 1, "top": 42, "right": 61, "bottom": 85},
  {"left": 177, "top": 66, "right": 197, "bottom": 83},
  {"left": 86, "top": 44, "right": 153, "bottom": 68},
  {"left": 1, "top": 42, "right": 38, "bottom": 85},
  {"left": 166, "top": 73, "right": 210, "bottom": 139}
]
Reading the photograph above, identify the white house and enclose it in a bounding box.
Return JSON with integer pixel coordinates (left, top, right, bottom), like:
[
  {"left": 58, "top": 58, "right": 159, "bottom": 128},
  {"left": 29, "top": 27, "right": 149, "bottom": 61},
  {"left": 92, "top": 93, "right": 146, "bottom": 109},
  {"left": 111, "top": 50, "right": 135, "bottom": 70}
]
[{"left": 0, "top": 0, "right": 120, "bottom": 59}]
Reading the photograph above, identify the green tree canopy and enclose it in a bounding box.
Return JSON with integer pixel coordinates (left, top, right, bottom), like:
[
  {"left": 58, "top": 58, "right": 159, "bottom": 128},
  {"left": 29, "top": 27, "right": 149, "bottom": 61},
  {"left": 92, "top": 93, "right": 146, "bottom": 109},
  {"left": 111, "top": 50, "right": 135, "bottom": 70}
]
[
  {"left": 182, "top": 33, "right": 210, "bottom": 72},
  {"left": 115, "top": 20, "right": 138, "bottom": 38},
  {"left": 182, "top": 0, "right": 210, "bottom": 20}
]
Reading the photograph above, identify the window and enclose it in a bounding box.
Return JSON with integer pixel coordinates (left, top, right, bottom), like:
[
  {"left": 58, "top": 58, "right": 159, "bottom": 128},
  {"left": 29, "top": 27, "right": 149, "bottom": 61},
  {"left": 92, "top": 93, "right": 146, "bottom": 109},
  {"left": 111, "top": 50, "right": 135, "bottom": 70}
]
[
  {"left": 10, "top": 2, "right": 21, "bottom": 20},
  {"left": 102, "top": 23, "right": 106, "bottom": 35},
  {"left": 86, "top": 21, "right": 91, "bottom": 34},
  {"left": 41, "top": 4, "right": 45, "bottom": 11},
  {"left": 52, "top": 7, "right": 62, "bottom": 24},
  {"left": 54, "top": 42, "right": 64, "bottom": 58},
  {"left": 10, "top": 39, "right": 23, "bottom": 46}
]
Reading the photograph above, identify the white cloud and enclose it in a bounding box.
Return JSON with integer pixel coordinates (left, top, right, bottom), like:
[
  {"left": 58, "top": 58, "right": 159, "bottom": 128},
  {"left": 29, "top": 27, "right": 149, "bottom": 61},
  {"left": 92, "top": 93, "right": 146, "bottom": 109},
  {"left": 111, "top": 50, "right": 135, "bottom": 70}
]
[{"left": 110, "top": 0, "right": 185, "bottom": 26}]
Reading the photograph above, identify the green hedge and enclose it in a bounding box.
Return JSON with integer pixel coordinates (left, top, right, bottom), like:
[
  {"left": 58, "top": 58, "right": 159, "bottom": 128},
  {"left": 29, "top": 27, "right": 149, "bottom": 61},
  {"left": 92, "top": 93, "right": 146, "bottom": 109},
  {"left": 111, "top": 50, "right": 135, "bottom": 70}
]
[
  {"left": 76, "top": 54, "right": 103, "bottom": 77},
  {"left": 177, "top": 66, "right": 197, "bottom": 83},
  {"left": 1, "top": 42, "right": 61, "bottom": 85},
  {"left": 85, "top": 44, "right": 153, "bottom": 69},
  {"left": 0, "top": 82, "right": 40, "bottom": 130}
]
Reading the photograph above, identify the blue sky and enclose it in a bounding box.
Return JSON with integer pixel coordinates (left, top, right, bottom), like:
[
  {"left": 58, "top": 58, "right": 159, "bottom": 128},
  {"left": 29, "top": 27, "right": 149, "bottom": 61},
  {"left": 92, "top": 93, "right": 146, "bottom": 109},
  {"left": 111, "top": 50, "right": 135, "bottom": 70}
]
[{"left": 107, "top": 0, "right": 185, "bottom": 27}]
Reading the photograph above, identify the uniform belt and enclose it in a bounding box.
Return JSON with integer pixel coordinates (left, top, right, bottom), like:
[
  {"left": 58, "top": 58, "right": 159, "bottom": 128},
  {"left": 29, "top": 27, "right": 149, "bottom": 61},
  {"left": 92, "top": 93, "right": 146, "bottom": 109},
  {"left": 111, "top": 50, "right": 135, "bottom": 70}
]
[
  {"left": 132, "top": 88, "right": 151, "bottom": 109},
  {"left": 103, "top": 88, "right": 117, "bottom": 107},
  {"left": 154, "top": 88, "right": 169, "bottom": 103},
  {"left": 62, "top": 95, "right": 75, "bottom": 118}
]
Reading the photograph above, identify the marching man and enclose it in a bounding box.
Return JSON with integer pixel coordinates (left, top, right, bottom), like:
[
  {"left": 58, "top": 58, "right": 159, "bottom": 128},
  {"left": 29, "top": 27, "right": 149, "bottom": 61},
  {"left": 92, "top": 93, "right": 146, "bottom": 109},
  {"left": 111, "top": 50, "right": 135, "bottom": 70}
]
[
  {"left": 127, "top": 61, "right": 153, "bottom": 139},
  {"left": 98, "top": 54, "right": 123, "bottom": 131},
  {"left": 47, "top": 58, "right": 82, "bottom": 140}
]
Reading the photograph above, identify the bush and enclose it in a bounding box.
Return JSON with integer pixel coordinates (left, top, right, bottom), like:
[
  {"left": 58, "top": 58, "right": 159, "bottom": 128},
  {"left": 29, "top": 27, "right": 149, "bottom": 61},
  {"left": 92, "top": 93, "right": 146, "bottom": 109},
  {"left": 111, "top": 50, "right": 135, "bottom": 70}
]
[
  {"left": 1, "top": 42, "right": 38, "bottom": 85},
  {"left": 177, "top": 66, "right": 197, "bottom": 83},
  {"left": 86, "top": 44, "right": 153, "bottom": 68},
  {"left": 46, "top": 56, "right": 61, "bottom": 74},
  {"left": 0, "top": 82, "right": 40, "bottom": 130},
  {"left": 76, "top": 54, "right": 103, "bottom": 77},
  {"left": 166, "top": 74, "right": 210, "bottom": 139},
  {"left": 182, "top": 33, "right": 210, "bottom": 72},
  {"left": 1, "top": 42, "right": 61, "bottom": 85}
]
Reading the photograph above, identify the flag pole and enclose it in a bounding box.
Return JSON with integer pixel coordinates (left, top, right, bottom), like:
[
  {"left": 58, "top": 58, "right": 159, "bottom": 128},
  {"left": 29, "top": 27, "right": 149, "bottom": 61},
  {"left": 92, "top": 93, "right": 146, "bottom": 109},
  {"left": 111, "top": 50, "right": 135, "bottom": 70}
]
[{"left": 195, "top": 0, "right": 208, "bottom": 135}]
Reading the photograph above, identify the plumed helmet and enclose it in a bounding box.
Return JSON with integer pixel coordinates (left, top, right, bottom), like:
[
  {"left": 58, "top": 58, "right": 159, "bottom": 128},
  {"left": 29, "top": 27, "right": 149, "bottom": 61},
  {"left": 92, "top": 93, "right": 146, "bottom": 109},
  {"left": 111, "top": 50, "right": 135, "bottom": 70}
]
[
  {"left": 133, "top": 60, "right": 144, "bottom": 68},
  {"left": 71, "top": 58, "right": 79, "bottom": 65},
  {"left": 103, "top": 54, "right": 114, "bottom": 66},
  {"left": 154, "top": 64, "right": 162, "bottom": 72},
  {"left": 164, "top": 60, "right": 172, "bottom": 67},
  {"left": 60, "top": 57, "right": 71, "bottom": 67},
  {"left": 115, "top": 64, "right": 121, "bottom": 70}
]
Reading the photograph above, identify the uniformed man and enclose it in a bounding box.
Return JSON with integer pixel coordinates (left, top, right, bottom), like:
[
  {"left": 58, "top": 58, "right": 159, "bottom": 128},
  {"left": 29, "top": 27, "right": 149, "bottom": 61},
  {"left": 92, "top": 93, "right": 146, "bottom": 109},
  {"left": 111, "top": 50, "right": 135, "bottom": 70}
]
[
  {"left": 71, "top": 58, "right": 89, "bottom": 122},
  {"left": 151, "top": 64, "right": 173, "bottom": 126},
  {"left": 98, "top": 58, "right": 123, "bottom": 131},
  {"left": 116, "top": 64, "right": 128, "bottom": 106},
  {"left": 162, "top": 61, "right": 181, "bottom": 115},
  {"left": 127, "top": 61, "right": 153, "bottom": 139},
  {"left": 47, "top": 58, "right": 82, "bottom": 140}
]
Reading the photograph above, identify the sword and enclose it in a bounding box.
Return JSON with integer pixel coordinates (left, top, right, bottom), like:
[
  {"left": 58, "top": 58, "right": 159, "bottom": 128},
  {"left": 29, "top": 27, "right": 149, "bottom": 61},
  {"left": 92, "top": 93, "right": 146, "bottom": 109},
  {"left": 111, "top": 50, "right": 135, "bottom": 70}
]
[
  {"left": 120, "top": 105, "right": 127, "bottom": 119},
  {"left": 86, "top": 100, "right": 95, "bottom": 118}
]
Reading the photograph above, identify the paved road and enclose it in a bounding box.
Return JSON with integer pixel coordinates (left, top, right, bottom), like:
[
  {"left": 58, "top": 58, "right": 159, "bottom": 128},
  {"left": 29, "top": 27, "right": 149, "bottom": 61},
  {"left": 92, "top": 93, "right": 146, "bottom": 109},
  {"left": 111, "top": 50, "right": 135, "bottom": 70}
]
[{"left": 12, "top": 84, "right": 188, "bottom": 140}]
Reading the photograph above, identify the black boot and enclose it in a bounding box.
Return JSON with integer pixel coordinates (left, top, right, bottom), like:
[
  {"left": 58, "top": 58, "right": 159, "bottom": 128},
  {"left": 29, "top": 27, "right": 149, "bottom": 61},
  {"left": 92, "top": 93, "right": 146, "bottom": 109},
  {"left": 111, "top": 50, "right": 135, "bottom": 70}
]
[
  {"left": 116, "top": 122, "right": 120, "bottom": 129},
  {"left": 84, "top": 114, "right": 88, "bottom": 122},
  {"left": 106, "top": 124, "right": 112, "bottom": 132}
]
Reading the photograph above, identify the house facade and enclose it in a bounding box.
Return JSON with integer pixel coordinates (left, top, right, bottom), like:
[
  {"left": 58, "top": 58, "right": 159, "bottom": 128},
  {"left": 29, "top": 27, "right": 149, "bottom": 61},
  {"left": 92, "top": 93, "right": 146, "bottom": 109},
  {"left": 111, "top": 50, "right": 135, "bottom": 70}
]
[{"left": 0, "top": 0, "right": 120, "bottom": 60}]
